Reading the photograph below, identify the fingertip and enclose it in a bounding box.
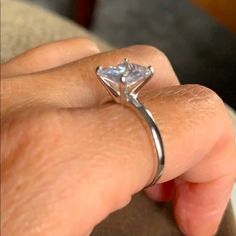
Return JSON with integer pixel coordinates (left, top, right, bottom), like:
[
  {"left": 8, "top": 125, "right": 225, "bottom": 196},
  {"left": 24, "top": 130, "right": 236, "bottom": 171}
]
[{"left": 173, "top": 179, "right": 232, "bottom": 236}]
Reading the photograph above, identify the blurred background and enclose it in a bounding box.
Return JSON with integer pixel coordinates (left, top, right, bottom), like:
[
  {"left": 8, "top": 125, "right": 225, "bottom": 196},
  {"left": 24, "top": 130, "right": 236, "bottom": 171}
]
[{"left": 19, "top": 0, "right": 236, "bottom": 109}]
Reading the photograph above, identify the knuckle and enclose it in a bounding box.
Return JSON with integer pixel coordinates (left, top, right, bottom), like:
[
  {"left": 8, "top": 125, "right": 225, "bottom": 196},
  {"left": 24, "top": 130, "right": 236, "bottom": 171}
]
[
  {"left": 181, "top": 84, "right": 223, "bottom": 107},
  {"left": 131, "top": 44, "right": 169, "bottom": 62},
  {"left": 178, "top": 84, "right": 235, "bottom": 140},
  {"left": 78, "top": 37, "right": 100, "bottom": 51}
]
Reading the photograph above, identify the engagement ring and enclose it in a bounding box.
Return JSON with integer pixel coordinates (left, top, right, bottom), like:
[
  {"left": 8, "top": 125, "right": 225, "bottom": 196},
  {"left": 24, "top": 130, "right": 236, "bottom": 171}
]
[{"left": 96, "top": 59, "right": 164, "bottom": 187}]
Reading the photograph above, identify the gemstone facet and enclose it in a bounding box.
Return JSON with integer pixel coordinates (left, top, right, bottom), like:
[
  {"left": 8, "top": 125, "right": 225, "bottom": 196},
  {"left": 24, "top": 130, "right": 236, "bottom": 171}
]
[{"left": 96, "top": 60, "right": 153, "bottom": 98}]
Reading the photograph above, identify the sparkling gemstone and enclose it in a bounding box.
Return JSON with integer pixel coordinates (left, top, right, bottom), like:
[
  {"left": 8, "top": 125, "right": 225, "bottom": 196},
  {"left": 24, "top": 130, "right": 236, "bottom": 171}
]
[{"left": 96, "top": 60, "right": 153, "bottom": 95}]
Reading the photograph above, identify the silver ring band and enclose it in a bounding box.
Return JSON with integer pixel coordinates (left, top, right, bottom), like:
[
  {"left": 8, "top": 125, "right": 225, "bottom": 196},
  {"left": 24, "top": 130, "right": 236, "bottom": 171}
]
[
  {"left": 96, "top": 58, "right": 165, "bottom": 187},
  {"left": 127, "top": 96, "right": 164, "bottom": 187}
]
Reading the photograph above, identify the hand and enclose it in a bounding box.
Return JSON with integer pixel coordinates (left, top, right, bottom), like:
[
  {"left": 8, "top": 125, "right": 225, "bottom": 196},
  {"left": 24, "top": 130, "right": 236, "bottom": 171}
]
[{"left": 1, "top": 38, "right": 236, "bottom": 236}]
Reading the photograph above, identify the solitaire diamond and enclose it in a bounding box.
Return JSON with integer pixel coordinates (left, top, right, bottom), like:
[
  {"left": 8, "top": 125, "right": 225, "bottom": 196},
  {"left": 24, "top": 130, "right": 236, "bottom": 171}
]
[{"left": 96, "top": 59, "right": 154, "bottom": 98}]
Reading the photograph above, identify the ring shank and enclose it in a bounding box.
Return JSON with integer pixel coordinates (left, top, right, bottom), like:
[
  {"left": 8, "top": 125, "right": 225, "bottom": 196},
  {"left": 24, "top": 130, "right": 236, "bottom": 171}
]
[{"left": 126, "top": 95, "right": 165, "bottom": 188}]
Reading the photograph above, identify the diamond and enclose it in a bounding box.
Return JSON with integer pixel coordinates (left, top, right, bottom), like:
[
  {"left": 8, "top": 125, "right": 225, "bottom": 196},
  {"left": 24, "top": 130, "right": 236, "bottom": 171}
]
[{"left": 96, "top": 59, "right": 153, "bottom": 97}]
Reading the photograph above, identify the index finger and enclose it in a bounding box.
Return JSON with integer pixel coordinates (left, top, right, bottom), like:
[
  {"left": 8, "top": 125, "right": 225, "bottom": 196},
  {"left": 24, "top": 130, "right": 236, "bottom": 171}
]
[
  {"left": 1, "top": 38, "right": 100, "bottom": 78},
  {"left": 1, "top": 45, "right": 179, "bottom": 117}
]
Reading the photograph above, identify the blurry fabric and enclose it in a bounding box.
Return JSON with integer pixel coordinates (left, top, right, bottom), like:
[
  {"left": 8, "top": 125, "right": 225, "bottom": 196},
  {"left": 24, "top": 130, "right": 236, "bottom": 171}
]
[{"left": 1, "top": 0, "right": 112, "bottom": 63}]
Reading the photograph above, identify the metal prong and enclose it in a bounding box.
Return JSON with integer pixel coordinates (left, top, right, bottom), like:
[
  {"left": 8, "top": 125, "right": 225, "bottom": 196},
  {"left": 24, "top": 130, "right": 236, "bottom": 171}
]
[
  {"left": 120, "top": 76, "right": 126, "bottom": 83},
  {"left": 148, "top": 66, "right": 154, "bottom": 75},
  {"left": 124, "top": 58, "right": 129, "bottom": 62},
  {"left": 119, "top": 76, "right": 126, "bottom": 104},
  {"left": 96, "top": 66, "right": 103, "bottom": 73}
]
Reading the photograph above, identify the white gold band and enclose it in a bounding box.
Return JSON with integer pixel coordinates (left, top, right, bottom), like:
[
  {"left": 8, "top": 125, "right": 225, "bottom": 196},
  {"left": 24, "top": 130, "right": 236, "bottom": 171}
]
[{"left": 126, "top": 95, "right": 164, "bottom": 187}]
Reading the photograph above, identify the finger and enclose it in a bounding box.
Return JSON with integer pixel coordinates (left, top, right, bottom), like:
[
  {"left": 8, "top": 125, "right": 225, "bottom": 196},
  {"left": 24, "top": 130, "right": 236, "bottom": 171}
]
[
  {"left": 1, "top": 45, "right": 179, "bottom": 117},
  {"left": 1, "top": 38, "right": 100, "bottom": 78},
  {"left": 145, "top": 180, "right": 175, "bottom": 202},
  {"left": 2, "top": 85, "right": 235, "bottom": 236}
]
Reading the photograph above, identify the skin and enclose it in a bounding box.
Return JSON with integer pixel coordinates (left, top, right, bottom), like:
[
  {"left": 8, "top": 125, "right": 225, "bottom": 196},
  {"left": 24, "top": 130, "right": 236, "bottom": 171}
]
[{"left": 1, "top": 38, "right": 236, "bottom": 236}]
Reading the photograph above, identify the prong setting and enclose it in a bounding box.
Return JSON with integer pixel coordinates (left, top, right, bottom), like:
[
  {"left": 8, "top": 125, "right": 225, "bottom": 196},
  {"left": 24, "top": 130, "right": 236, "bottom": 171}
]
[
  {"left": 96, "top": 59, "right": 154, "bottom": 103},
  {"left": 96, "top": 66, "right": 103, "bottom": 73},
  {"left": 148, "top": 66, "right": 154, "bottom": 75},
  {"left": 97, "top": 66, "right": 102, "bottom": 70},
  {"left": 120, "top": 76, "right": 126, "bottom": 83}
]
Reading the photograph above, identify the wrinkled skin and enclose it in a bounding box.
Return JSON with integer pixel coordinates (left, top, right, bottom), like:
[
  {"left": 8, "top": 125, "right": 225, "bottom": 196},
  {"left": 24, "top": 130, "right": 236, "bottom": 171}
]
[{"left": 1, "top": 38, "right": 236, "bottom": 236}]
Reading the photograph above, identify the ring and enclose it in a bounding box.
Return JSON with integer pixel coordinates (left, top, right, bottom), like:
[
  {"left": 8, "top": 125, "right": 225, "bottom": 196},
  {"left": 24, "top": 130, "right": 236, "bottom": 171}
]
[{"left": 96, "top": 58, "right": 164, "bottom": 187}]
